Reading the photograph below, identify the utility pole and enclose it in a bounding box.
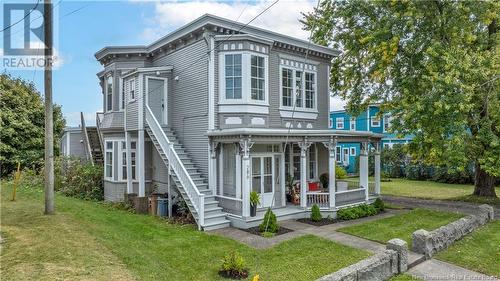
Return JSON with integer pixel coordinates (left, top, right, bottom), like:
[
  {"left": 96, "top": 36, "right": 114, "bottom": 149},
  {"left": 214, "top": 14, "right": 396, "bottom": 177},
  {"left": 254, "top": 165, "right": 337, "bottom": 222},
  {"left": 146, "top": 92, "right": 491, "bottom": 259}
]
[{"left": 44, "top": 0, "right": 54, "bottom": 215}]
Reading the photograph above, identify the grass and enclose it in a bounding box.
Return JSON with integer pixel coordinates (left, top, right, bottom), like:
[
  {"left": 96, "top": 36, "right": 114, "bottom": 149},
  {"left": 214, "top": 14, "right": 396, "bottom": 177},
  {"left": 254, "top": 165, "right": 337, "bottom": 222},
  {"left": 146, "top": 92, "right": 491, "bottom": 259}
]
[
  {"left": 0, "top": 183, "right": 370, "bottom": 281},
  {"left": 337, "top": 209, "right": 463, "bottom": 247},
  {"left": 378, "top": 178, "right": 500, "bottom": 207},
  {"left": 436, "top": 221, "right": 500, "bottom": 277}
]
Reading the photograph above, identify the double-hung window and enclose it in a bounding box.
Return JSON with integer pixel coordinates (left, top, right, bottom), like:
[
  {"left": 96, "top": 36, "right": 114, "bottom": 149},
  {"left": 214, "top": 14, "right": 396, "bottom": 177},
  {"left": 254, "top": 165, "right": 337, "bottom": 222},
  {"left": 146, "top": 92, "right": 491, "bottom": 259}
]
[
  {"left": 225, "top": 54, "right": 242, "bottom": 99},
  {"left": 383, "top": 115, "right": 391, "bottom": 132},
  {"left": 106, "top": 76, "right": 113, "bottom": 111},
  {"left": 350, "top": 117, "right": 356, "bottom": 130},
  {"left": 280, "top": 65, "right": 316, "bottom": 110},
  {"left": 105, "top": 141, "right": 113, "bottom": 179},
  {"left": 121, "top": 141, "right": 137, "bottom": 180},
  {"left": 371, "top": 116, "right": 380, "bottom": 127},
  {"left": 308, "top": 144, "right": 317, "bottom": 180},
  {"left": 120, "top": 78, "right": 125, "bottom": 110},
  {"left": 250, "top": 55, "right": 265, "bottom": 101},
  {"left": 129, "top": 79, "right": 135, "bottom": 101},
  {"left": 282, "top": 68, "right": 293, "bottom": 107},
  {"left": 336, "top": 117, "right": 344, "bottom": 129}
]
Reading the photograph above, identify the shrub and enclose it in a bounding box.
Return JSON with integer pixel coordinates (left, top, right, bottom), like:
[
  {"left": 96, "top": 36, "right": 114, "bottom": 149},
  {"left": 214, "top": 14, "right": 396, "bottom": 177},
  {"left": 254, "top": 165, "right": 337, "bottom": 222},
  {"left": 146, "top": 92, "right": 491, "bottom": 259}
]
[
  {"left": 431, "top": 166, "right": 474, "bottom": 184},
  {"left": 60, "top": 159, "right": 103, "bottom": 201},
  {"left": 219, "top": 251, "right": 248, "bottom": 279},
  {"left": 259, "top": 208, "right": 279, "bottom": 233},
  {"left": 336, "top": 166, "right": 347, "bottom": 179},
  {"left": 18, "top": 168, "right": 43, "bottom": 189},
  {"left": 310, "top": 204, "right": 322, "bottom": 222},
  {"left": 337, "top": 203, "right": 380, "bottom": 221},
  {"left": 373, "top": 198, "right": 385, "bottom": 212}
]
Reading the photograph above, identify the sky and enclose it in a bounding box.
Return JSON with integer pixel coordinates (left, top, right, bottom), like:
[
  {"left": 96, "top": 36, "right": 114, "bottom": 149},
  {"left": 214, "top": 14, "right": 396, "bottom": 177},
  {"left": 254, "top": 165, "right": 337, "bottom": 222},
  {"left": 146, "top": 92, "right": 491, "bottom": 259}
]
[{"left": 2, "top": 0, "right": 346, "bottom": 126}]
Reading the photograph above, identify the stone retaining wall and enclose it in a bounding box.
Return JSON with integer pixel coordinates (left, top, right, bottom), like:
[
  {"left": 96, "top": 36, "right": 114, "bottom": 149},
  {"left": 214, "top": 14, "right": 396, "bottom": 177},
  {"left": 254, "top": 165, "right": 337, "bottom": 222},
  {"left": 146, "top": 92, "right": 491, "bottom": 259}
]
[
  {"left": 412, "top": 204, "right": 494, "bottom": 258},
  {"left": 318, "top": 239, "right": 408, "bottom": 281}
]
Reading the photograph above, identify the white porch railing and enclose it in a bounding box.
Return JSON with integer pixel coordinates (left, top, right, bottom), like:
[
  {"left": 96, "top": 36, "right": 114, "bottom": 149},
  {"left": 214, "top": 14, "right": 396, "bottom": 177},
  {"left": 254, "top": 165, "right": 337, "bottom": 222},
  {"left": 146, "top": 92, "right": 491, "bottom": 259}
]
[
  {"left": 335, "top": 188, "right": 366, "bottom": 207},
  {"left": 306, "top": 192, "right": 330, "bottom": 208},
  {"left": 145, "top": 105, "right": 205, "bottom": 229}
]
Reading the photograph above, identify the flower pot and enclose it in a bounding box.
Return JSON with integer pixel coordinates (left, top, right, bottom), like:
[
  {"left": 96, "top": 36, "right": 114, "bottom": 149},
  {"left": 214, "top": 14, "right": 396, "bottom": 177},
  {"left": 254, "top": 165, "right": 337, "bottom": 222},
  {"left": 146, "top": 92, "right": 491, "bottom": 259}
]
[{"left": 250, "top": 204, "right": 257, "bottom": 217}]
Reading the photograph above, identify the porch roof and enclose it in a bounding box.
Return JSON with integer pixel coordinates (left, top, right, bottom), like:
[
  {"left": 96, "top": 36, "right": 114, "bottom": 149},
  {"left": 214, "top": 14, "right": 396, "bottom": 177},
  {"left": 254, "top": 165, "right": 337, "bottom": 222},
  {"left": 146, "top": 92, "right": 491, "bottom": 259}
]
[{"left": 207, "top": 128, "right": 384, "bottom": 143}]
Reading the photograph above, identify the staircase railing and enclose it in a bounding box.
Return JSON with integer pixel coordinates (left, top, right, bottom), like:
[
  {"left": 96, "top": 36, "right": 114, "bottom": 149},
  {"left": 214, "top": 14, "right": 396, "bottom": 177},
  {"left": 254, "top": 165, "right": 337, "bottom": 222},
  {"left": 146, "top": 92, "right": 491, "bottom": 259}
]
[
  {"left": 145, "top": 105, "right": 205, "bottom": 229},
  {"left": 80, "top": 112, "right": 94, "bottom": 165},
  {"left": 95, "top": 112, "right": 104, "bottom": 157}
]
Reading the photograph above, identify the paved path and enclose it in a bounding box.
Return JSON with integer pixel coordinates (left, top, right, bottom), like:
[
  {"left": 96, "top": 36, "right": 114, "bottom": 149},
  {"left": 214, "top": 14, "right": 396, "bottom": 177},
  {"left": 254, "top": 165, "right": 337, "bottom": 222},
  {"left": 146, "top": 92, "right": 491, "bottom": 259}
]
[
  {"left": 408, "top": 259, "right": 499, "bottom": 281},
  {"left": 383, "top": 195, "right": 499, "bottom": 220}
]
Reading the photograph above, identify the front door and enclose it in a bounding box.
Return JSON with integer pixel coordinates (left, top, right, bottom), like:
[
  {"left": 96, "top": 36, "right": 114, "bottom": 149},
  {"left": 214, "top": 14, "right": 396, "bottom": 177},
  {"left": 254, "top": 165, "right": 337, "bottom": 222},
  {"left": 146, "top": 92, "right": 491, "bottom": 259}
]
[
  {"left": 147, "top": 77, "right": 167, "bottom": 125},
  {"left": 251, "top": 156, "right": 275, "bottom": 208}
]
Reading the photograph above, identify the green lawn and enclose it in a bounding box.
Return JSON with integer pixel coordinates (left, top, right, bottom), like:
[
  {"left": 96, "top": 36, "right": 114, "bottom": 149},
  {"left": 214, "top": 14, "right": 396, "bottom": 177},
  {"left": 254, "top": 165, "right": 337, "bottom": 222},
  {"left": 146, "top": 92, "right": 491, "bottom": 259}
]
[
  {"left": 436, "top": 221, "right": 500, "bottom": 277},
  {"left": 0, "top": 183, "right": 370, "bottom": 281},
  {"left": 337, "top": 209, "right": 463, "bottom": 247},
  {"left": 379, "top": 178, "right": 500, "bottom": 207}
]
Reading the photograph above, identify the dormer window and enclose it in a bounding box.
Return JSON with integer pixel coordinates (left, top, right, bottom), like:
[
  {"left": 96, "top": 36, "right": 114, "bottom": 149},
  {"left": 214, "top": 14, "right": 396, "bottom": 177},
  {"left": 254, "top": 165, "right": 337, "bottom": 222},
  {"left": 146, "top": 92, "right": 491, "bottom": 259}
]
[{"left": 106, "top": 75, "right": 113, "bottom": 111}]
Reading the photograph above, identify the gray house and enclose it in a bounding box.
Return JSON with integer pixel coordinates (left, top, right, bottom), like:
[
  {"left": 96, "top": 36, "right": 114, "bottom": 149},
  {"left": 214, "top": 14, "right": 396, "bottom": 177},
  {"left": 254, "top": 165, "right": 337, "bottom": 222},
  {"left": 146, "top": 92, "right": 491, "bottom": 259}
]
[{"left": 93, "top": 14, "right": 384, "bottom": 231}]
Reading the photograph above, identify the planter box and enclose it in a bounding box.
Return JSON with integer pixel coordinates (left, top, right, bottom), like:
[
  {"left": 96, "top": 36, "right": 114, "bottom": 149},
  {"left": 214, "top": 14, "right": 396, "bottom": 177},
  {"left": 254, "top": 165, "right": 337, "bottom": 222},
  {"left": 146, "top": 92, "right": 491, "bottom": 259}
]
[{"left": 337, "top": 181, "right": 348, "bottom": 192}]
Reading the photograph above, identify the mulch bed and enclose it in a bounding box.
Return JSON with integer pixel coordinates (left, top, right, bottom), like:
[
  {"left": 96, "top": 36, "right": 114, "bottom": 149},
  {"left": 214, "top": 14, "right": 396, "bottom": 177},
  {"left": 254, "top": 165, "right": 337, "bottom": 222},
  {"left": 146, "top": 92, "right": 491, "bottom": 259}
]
[
  {"left": 242, "top": 226, "right": 294, "bottom": 237},
  {"left": 297, "top": 218, "right": 339, "bottom": 226},
  {"left": 218, "top": 270, "right": 249, "bottom": 280}
]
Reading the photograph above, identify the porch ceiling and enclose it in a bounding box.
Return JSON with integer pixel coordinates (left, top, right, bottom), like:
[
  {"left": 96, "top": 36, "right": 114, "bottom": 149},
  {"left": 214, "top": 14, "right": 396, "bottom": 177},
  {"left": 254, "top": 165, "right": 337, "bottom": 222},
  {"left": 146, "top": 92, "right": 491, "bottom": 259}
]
[{"left": 207, "top": 128, "right": 384, "bottom": 143}]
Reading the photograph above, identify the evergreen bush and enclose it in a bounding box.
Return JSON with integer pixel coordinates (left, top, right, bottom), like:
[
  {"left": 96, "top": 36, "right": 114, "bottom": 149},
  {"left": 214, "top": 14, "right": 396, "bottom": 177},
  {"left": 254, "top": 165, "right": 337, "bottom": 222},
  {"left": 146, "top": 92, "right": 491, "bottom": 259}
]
[
  {"left": 259, "top": 208, "right": 279, "bottom": 233},
  {"left": 310, "top": 204, "right": 322, "bottom": 222}
]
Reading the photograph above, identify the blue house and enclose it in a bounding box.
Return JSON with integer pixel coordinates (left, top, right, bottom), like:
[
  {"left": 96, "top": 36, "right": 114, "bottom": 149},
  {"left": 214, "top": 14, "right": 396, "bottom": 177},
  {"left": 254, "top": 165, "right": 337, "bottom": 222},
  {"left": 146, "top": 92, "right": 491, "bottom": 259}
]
[{"left": 329, "top": 105, "right": 413, "bottom": 173}]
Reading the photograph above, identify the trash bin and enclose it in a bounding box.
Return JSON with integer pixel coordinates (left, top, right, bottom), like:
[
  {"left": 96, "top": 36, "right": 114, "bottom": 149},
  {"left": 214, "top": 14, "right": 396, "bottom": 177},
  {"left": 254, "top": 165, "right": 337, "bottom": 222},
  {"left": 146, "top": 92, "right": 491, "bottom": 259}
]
[
  {"left": 157, "top": 198, "right": 169, "bottom": 217},
  {"left": 149, "top": 194, "right": 159, "bottom": 216}
]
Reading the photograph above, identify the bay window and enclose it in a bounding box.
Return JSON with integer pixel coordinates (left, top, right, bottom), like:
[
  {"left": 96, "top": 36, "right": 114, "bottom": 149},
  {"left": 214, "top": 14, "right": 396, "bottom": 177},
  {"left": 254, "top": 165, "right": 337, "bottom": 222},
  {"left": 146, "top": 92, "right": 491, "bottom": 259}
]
[
  {"left": 220, "top": 52, "right": 268, "bottom": 105},
  {"left": 282, "top": 68, "right": 293, "bottom": 107},
  {"left": 225, "top": 54, "right": 242, "bottom": 99},
  {"left": 106, "top": 75, "right": 113, "bottom": 111},
  {"left": 105, "top": 141, "right": 113, "bottom": 179},
  {"left": 121, "top": 141, "right": 137, "bottom": 180}
]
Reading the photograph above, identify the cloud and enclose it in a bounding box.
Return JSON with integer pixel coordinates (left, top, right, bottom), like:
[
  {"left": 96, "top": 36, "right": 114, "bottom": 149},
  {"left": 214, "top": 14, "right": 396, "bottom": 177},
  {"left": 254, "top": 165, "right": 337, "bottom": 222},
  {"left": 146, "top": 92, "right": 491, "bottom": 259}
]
[
  {"left": 330, "top": 96, "right": 346, "bottom": 111},
  {"left": 139, "top": 0, "right": 316, "bottom": 42},
  {"left": 64, "top": 111, "right": 97, "bottom": 127}
]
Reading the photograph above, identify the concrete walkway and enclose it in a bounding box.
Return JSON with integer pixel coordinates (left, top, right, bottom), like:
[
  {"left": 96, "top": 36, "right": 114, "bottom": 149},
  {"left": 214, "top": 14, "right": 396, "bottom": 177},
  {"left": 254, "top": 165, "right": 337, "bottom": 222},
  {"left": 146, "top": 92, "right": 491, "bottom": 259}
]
[
  {"left": 383, "top": 195, "right": 499, "bottom": 220},
  {"left": 408, "top": 259, "right": 499, "bottom": 281}
]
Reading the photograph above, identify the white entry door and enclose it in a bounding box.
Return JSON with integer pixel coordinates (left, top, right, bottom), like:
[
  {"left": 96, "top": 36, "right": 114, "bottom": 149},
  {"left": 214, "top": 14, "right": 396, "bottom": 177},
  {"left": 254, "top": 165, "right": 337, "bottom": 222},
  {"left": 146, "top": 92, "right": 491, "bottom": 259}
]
[
  {"left": 147, "top": 77, "right": 168, "bottom": 125},
  {"left": 251, "top": 156, "right": 275, "bottom": 208}
]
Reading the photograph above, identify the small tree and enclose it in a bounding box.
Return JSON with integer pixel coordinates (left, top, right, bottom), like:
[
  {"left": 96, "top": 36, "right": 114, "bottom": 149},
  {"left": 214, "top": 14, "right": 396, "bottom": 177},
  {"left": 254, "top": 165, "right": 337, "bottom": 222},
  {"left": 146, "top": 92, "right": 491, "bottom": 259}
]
[
  {"left": 259, "top": 208, "right": 279, "bottom": 233},
  {"left": 310, "top": 204, "right": 322, "bottom": 222}
]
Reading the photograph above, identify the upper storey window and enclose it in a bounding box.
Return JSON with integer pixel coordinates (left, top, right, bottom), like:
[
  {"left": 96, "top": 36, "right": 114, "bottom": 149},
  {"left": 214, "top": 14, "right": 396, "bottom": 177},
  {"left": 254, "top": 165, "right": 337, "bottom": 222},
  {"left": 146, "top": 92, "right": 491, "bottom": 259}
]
[
  {"left": 106, "top": 75, "right": 113, "bottom": 112},
  {"left": 279, "top": 59, "right": 317, "bottom": 111},
  {"left": 225, "top": 54, "right": 242, "bottom": 99},
  {"left": 220, "top": 51, "right": 268, "bottom": 105}
]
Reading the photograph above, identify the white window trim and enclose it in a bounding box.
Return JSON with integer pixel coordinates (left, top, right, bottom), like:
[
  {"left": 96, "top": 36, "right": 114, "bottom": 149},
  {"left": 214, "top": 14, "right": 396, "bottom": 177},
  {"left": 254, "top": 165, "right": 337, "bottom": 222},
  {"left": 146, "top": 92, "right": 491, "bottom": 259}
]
[
  {"left": 279, "top": 64, "right": 318, "bottom": 113},
  {"left": 383, "top": 115, "right": 391, "bottom": 132},
  {"left": 218, "top": 51, "right": 269, "bottom": 106},
  {"left": 119, "top": 140, "right": 138, "bottom": 182},
  {"left": 104, "top": 140, "right": 113, "bottom": 180},
  {"left": 119, "top": 77, "right": 125, "bottom": 111},
  {"left": 371, "top": 116, "right": 381, "bottom": 127},
  {"left": 342, "top": 147, "right": 350, "bottom": 165},
  {"left": 336, "top": 146, "right": 342, "bottom": 163},
  {"left": 329, "top": 117, "right": 333, "bottom": 129},
  {"left": 106, "top": 74, "right": 113, "bottom": 112},
  {"left": 350, "top": 117, "right": 356, "bottom": 131},
  {"left": 128, "top": 78, "right": 136, "bottom": 103},
  {"left": 350, "top": 147, "right": 356, "bottom": 156},
  {"left": 336, "top": 117, "right": 344, "bottom": 129}
]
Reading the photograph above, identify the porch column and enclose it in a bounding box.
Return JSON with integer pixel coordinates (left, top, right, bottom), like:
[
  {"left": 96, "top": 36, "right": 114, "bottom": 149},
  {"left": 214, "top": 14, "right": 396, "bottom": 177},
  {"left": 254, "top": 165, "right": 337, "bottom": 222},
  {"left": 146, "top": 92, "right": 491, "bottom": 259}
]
[
  {"left": 323, "top": 137, "right": 337, "bottom": 208},
  {"left": 208, "top": 140, "right": 218, "bottom": 196},
  {"left": 235, "top": 144, "right": 242, "bottom": 199},
  {"left": 239, "top": 137, "right": 254, "bottom": 217},
  {"left": 360, "top": 142, "right": 369, "bottom": 202},
  {"left": 298, "top": 139, "right": 312, "bottom": 208},
  {"left": 138, "top": 130, "right": 146, "bottom": 197},
  {"left": 125, "top": 131, "right": 133, "bottom": 194},
  {"left": 374, "top": 142, "right": 381, "bottom": 196}
]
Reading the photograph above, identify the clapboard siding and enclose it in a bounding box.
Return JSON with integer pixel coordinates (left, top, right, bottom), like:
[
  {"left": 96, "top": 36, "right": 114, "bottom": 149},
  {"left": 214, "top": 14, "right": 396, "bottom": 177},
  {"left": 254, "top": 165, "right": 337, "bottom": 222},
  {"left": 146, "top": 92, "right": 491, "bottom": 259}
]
[
  {"left": 125, "top": 77, "right": 140, "bottom": 130},
  {"left": 151, "top": 39, "right": 209, "bottom": 177}
]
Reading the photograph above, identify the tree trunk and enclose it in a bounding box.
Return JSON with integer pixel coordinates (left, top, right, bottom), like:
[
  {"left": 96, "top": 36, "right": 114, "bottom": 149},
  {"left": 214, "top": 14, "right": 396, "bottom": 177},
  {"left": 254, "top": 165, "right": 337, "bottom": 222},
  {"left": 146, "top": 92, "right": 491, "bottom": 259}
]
[{"left": 473, "top": 162, "right": 497, "bottom": 197}]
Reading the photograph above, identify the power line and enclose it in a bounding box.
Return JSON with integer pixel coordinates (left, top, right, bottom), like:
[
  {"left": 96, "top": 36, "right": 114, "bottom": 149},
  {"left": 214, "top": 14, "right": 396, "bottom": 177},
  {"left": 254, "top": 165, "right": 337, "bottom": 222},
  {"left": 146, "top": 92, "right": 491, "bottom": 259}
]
[
  {"left": 175, "top": 0, "right": 280, "bottom": 77},
  {"left": 1, "top": 0, "right": 41, "bottom": 33}
]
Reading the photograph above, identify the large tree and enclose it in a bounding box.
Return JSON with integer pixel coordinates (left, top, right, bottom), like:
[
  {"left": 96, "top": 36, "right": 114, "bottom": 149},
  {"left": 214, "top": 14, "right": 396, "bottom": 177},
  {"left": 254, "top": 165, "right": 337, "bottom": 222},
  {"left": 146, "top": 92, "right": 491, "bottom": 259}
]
[
  {"left": 0, "top": 74, "right": 65, "bottom": 177},
  {"left": 303, "top": 0, "right": 499, "bottom": 197}
]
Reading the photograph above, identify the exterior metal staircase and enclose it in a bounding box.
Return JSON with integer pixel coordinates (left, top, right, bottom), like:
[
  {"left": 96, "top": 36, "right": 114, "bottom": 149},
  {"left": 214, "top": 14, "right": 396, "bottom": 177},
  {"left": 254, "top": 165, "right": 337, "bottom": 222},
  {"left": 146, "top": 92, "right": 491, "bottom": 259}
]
[{"left": 145, "top": 106, "right": 229, "bottom": 231}]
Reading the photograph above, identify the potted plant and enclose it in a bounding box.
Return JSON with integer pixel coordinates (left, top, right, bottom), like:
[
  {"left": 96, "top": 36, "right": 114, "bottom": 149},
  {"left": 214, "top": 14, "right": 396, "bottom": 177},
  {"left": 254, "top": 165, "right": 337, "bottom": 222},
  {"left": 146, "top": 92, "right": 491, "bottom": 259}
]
[
  {"left": 285, "top": 174, "right": 295, "bottom": 202},
  {"left": 250, "top": 191, "right": 260, "bottom": 217}
]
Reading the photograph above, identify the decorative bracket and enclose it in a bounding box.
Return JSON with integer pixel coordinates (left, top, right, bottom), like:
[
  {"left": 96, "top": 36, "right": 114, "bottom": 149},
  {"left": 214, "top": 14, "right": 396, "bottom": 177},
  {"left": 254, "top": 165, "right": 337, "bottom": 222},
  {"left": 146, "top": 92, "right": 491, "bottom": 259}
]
[
  {"left": 298, "top": 137, "right": 312, "bottom": 157},
  {"left": 209, "top": 140, "right": 219, "bottom": 159},
  {"left": 239, "top": 136, "right": 254, "bottom": 158},
  {"left": 322, "top": 136, "right": 337, "bottom": 155}
]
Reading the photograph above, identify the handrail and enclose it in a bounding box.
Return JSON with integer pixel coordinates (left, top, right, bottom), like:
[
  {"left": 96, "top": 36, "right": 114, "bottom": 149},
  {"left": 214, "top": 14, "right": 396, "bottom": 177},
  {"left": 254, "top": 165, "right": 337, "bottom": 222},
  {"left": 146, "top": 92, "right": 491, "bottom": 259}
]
[
  {"left": 80, "top": 112, "right": 94, "bottom": 165},
  {"left": 145, "top": 105, "right": 205, "bottom": 229},
  {"left": 95, "top": 112, "right": 104, "bottom": 155}
]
